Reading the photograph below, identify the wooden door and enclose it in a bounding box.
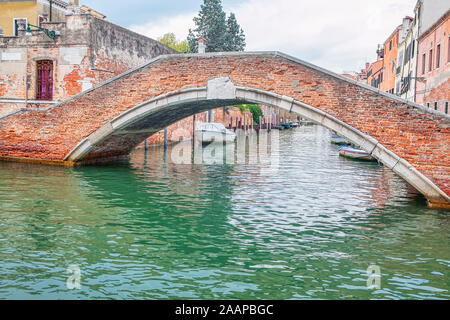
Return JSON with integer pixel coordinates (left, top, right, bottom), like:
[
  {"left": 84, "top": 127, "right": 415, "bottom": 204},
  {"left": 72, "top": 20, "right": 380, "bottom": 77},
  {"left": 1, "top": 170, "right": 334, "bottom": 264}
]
[{"left": 36, "top": 60, "right": 53, "bottom": 100}]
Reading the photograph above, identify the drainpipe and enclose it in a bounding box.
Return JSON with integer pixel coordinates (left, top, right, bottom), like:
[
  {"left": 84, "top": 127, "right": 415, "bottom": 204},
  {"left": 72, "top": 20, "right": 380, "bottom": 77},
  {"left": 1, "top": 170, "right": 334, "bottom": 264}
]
[
  {"left": 49, "top": 0, "right": 53, "bottom": 22},
  {"left": 269, "top": 106, "right": 272, "bottom": 131},
  {"left": 25, "top": 47, "right": 28, "bottom": 108},
  {"left": 192, "top": 114, "right": 196, "bottom": 145}
]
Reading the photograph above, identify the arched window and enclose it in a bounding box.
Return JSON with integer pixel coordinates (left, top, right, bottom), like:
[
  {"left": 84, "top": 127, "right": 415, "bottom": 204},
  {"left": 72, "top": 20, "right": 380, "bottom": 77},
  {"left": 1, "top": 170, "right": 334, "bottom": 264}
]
[{"left": 36, "top": 60, "right": 53, "bottom": 100}]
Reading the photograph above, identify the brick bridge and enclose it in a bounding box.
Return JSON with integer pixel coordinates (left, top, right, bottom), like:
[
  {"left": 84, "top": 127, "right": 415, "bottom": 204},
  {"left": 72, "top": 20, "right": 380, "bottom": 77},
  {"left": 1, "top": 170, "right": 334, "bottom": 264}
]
[{"left": 0, "top": 52, "right": 449, "bottom": 207}]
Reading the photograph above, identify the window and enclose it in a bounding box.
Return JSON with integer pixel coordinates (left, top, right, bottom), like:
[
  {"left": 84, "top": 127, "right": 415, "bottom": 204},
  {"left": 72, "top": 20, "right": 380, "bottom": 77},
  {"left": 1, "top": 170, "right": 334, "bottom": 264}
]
[
  {"left": 429, "top": 49, "right": 433, "bottom": 71},
  {"left": 389, "top": 40, "right": 392, "bottom": 51},
  {"left": 446, "top": 102, "right": 449, "bottom": 114},
  {"left": 427, "top": 103, "right": 430, "bottom": 108},
  {"left": 448, "top": 36, "right": 450, "bottom": 63},
  {"left": 36, "top": 60, "right": 53, "bottom": 100},
  {"left": 398, "top": 52, "right": 404, "bottom": 71},
  {"left": 434, "top": 102, "right": 438, "bottom": 111},
  {"left": 405, "top": 45, "right": 410, "bottom": 65},
  {"left": 411, "top": 40, "right": 415, "bottom": 58},
  {"left": 13, "top": 18, "right": 27, "bottom": 37},
  {"left": 380, "top": 72, "right": 383, "bottom": 83},
  {"left": 436, "top": 44, "right": 440, "bottom": 68},
  {"left": 422, "top": 53, "right": 426, "bottom": 74}
]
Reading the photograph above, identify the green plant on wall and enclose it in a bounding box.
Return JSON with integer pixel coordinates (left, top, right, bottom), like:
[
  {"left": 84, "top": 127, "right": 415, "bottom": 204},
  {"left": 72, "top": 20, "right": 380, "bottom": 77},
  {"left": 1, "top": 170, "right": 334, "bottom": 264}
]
[{"left": 235, "top": 104, "right": 264, "bottom": 125}]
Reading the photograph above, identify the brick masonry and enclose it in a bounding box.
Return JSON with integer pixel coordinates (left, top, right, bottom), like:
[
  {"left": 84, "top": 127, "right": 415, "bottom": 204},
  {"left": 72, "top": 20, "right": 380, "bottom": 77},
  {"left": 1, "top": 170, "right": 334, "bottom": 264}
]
[
  {"left": 416, "top": 11, "right": 450, "bottom": 111},
  {"left": 0, "top": 52, "right": 448, "bottom": 206}
]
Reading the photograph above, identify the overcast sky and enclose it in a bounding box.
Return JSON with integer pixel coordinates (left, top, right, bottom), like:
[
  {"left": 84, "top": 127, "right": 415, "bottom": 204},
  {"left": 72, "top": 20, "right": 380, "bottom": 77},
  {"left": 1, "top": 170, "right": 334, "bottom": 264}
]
[{"left": 79, "top": 0, "right": 418, "bottom": 73}]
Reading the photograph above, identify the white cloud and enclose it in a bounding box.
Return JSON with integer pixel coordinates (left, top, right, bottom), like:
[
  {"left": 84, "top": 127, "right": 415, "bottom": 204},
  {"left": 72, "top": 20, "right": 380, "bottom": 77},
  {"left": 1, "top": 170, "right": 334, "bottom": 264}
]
[
  {"left": 130, "top": 12, "right": 196, "bottom": 41},
  {"left": 130, "top": 0, "right": 418, "bottom": 73}
]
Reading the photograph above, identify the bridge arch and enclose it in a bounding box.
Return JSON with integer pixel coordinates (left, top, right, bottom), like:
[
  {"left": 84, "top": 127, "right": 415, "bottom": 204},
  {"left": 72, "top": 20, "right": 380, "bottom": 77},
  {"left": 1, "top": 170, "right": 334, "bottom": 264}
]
[
  {"left": 64, "top": 78, "right": 449, "bottom": 207},
  {"left": 0, "top": 52, "right": 448, "bottom": 207}
]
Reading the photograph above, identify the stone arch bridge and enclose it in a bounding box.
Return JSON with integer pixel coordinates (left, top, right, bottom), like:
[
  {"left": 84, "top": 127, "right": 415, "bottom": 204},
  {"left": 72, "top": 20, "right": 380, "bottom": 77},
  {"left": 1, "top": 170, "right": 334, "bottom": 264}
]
[{"left": 0, "top": 52, "right": 449, "bottom": 208}]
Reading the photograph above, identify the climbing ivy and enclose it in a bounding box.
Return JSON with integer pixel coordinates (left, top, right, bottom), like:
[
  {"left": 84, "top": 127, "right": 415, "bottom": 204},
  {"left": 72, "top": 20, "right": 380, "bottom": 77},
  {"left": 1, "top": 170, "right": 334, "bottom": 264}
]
[{"left": 235, "top": 104, "right": 264, "bottom": 125}]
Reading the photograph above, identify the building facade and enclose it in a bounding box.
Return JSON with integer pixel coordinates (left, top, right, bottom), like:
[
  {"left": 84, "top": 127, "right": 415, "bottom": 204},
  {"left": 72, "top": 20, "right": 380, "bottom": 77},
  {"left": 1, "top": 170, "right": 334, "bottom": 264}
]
[
  {"left": 381, "top": 17, "right": 413, "bottom": 94},
  {"left": 0, "top": 0, "right": 75, "bottom": 37},
  {"left": 365, "top": 0, "right": 449, "bottom": 114},
  {"left": 380, "top": 27, "right": 400, "bottom": 93},
  {"left": 341, "top": 63, "right": 370, "bottom": 83},
  {"left": 416, "top": 0, "right": 450, "bottom": 37},
  {"left": 367, "top": 47, "right": 384, "bottom": 89},
  {"left": 415, "top": 10, "right": 449, "bottom": 113},
  {"left": 0, "top": 8, "right": 174, "bottom": 116},
  {"left": 396, "top": 7, "right": 420, "bottom": 102}
]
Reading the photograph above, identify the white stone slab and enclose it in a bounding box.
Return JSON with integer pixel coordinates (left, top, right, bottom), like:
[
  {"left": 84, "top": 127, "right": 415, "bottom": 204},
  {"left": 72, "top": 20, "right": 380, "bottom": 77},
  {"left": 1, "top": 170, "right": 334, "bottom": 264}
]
[
  {"left": 207, "top": 77, "right": 236, "bottom": 100},
  {"left": 1, "top": 52, "right": 22, "bottom": 61}
]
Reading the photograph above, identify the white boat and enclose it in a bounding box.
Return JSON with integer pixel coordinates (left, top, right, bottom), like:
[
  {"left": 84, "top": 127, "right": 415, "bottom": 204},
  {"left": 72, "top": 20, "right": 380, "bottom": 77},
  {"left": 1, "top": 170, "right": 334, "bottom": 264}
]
[
  {"left": 195, "top": 123, "right": 236, "bottom": 143},
  {"left": 339, "top": 147, "right": 376, "bottom": 161},
  {"left": 331, "top": 133, "right": 350, "bottom": 145},
  {"left": 298, "top": 119, "right": 315, "bottom": 126}
]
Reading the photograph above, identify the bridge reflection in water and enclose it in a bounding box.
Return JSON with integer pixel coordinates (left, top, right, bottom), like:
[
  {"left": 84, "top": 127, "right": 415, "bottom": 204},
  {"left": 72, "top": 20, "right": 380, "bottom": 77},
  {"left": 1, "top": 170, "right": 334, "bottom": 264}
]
[{"left": 0, "top": 126, "right": 448, "bottom": 299}]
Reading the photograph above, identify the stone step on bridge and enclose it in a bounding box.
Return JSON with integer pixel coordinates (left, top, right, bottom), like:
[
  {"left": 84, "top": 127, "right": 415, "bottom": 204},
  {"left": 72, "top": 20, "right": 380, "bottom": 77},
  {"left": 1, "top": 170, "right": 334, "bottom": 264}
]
[{"left": 0, "top": 52, "right": 448, "bottom": 208}]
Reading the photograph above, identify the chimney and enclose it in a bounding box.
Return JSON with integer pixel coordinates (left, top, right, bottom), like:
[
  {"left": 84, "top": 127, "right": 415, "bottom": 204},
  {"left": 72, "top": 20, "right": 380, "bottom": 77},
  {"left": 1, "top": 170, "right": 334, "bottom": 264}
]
[
  {"left": 197, "top": 37, "right": 206, "bottom": 54},
  {"left": 70, "top": 0, "right": 79, "bottom": 6}
]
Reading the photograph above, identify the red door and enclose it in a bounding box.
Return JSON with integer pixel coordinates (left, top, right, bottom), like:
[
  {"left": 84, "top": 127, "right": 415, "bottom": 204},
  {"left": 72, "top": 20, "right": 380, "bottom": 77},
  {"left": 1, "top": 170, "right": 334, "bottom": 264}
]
[{"left": 36, "top": 60, "right": 53, "bottom": 100}]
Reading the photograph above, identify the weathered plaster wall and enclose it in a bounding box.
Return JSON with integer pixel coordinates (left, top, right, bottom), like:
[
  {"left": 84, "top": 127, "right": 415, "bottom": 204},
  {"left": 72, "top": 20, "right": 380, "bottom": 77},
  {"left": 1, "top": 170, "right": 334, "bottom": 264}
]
[
  {"left": 0, "top": 12, "right": 174, "bottom": 117},
  {"left": 89, "top": 17, "right": 175, "bottom": 76}
]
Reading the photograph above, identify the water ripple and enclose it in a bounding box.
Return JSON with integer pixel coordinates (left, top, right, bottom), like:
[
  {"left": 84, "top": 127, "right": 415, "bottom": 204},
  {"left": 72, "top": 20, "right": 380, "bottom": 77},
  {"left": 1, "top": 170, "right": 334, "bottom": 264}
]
[{"left": 0, "top": 126, "right": 448, "bottom": 299}]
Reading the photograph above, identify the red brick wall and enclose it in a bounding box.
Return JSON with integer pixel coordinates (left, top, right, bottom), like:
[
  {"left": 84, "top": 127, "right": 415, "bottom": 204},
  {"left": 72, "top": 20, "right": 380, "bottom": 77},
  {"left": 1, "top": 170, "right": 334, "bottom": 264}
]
[
  {"left": 0, "top": 53, "right": 448, "bottom": 200},
  {"left": 423, "top": 78, "right": 450, "bottom": 113},
  {"left": 416, "top": 14, "right": 450, "bottom": 109}
]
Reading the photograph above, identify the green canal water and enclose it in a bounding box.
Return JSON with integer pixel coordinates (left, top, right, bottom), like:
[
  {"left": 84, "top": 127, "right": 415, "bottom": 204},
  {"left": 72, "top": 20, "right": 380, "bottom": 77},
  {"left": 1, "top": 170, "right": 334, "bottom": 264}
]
[{"left": 0, "top": 125, "right": 448, "bottom": 300}]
